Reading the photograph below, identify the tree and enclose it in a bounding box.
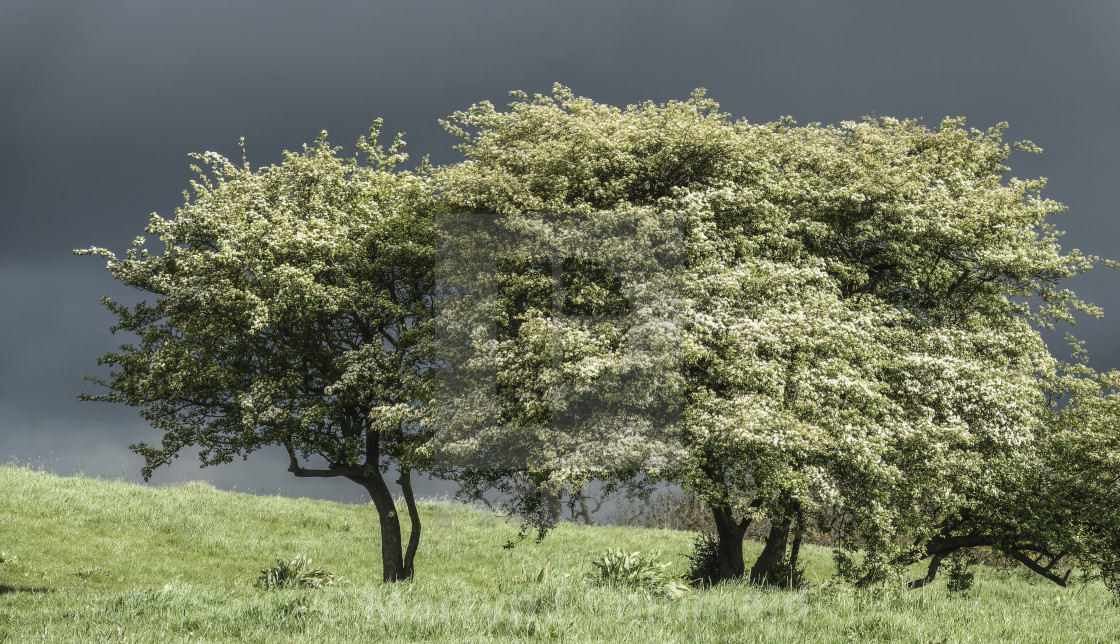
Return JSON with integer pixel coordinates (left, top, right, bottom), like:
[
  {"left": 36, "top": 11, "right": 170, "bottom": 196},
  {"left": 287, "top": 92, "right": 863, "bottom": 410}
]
[
  {"left": 672, "top": 114, "right": 1095, "bottom": 587},
  {"left": 427, "top": 87, "right": 703, "bottom": 536},
  {"left": 883, "top": 357, "right": 1120, "bottom": 592},
  {"left": 1029, "top": 365, "right": 1120, "bottom": 595},
  {"left": 428, "top": 84, "right": 1120, "bottom": 589},
  {"left": 743, "top": 115, "right": 1118, "bottom": 589},
  {"left": 76, "top": 124, "right": 434, "bottom": 582}
]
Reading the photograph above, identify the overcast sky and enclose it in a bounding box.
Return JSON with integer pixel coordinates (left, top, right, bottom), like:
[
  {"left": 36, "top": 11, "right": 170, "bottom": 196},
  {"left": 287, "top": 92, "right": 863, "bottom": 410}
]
[{"left": 2, "top": 0, "right": 1119, "bottom": 504}]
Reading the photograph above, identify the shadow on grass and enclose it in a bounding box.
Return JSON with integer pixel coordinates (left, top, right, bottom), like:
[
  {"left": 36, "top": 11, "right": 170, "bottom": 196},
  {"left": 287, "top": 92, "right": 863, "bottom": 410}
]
[{"left": 0, "top": 584, "right": 54, "bottom": 595}]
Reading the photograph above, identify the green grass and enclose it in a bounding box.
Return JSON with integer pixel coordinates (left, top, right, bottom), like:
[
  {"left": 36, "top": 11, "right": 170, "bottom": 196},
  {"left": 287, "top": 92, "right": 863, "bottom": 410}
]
[{"left": 1, "top": 464, "right": 1117, "bottom": 642}]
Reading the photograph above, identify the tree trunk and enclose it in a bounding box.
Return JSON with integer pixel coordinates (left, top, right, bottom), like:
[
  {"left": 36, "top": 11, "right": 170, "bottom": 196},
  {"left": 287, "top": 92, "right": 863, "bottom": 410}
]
[
  {"left": 283, "top": 439, "right": 412, "bottom": 583},
  {"left": 711, "top": 505, "right": 747, "bottom": 582},
  {"left": 574, "top": 488, "right": 597, "bottom": 525},
  {"left": 787, "top": 532, "right": 803, "bottom": 587},
  {"left": 358, "top": 467, "right": 411, "bottom": 582},
  {"left": 398, "top": 467, "right": 421, "bottom": 578},
  {"left": 750, "top": 517, "right": 792, "bottom": 586}
]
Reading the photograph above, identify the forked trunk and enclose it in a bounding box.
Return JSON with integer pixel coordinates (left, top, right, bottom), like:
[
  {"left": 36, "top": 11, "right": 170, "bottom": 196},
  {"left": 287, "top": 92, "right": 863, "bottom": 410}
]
[
  {"left": 360, "top": 468, "right": 412, "bottom": 582},
  {"left": 749, "top": 517, "right": 793, "bottom": 586},
  {"left": 284, "top": 427, "right": 421, "bottom": 583}
]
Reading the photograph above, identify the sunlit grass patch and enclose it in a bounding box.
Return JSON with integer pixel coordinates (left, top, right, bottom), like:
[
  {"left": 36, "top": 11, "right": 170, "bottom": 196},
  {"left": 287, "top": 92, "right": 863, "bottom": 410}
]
[{"left": 1, "top": 464, "right": 1118, "bottom": 642}]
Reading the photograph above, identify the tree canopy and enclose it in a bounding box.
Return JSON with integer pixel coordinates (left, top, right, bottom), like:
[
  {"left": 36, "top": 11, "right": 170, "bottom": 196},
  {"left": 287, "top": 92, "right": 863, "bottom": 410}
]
[{"left": 426, "top": 84, "right": 1120, "bottom": 589}]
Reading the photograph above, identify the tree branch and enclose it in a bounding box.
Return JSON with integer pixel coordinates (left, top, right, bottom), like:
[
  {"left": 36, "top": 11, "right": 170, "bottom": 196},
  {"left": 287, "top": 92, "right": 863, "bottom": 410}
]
[
  {"left": 892, "top": 533, "right": 992, "bottom": 573},
  {"left": 737, "top": 498, "right": 763, "bottom": 532},
  {"left": 945, "top": 267, "right": 972, "bottom": 299},
  {"left": 908, "top": 553, "right": 946, "bottom": 589},
  {"left": 284, "top": 442, "right": 356, "bottom": 478},
  {"left": 1006, "top": 549, "right": 1071, "bottom": 587}
]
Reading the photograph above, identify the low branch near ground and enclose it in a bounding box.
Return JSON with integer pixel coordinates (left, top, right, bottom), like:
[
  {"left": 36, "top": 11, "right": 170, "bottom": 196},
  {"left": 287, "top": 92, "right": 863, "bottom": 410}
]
[{"left": 1006, "top": 548, "right": 1073, "bottom": 587}]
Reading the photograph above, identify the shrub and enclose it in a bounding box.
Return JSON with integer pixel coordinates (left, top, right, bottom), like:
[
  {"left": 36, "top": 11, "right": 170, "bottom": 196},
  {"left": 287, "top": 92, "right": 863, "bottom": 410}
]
[
  {"left": 254, "top": 554, "right": 340, "bottom": 590},
  {"left": 1101, "top": 560, "right": 1120, "bottom": 604},
  {"left": 944, "top": 552, "right": 976, "bottom": 594},
  {"left": 588, "top": 549, "right": 689, "bottom": 599},
  {"left": 834, "top": 549, "right": 904, "bottom": 588},
  {"left": 684, "top": 532, "right": 721, "bottom": 587}
]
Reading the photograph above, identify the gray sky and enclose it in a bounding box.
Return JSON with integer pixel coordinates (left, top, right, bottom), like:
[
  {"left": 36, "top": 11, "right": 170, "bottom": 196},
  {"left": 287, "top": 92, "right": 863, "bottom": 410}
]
[{"left": 2, "top": 0, "right": 1119, "bottom": 504}]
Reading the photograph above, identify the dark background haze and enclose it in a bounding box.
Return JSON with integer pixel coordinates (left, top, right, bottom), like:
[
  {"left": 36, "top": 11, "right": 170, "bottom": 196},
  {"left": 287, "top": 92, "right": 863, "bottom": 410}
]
[{"left": 2, "top": 0, "right": 1118, "bottom": 504}]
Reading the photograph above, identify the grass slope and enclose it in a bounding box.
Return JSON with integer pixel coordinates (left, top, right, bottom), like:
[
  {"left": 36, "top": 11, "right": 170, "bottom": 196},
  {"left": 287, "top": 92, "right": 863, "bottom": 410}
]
[{"left": 0, "top": 464, "right": 1117, "bottom": 642}]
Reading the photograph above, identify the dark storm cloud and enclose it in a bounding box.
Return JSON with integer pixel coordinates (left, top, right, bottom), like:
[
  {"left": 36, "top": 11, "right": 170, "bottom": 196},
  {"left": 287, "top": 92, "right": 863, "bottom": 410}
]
[{"left": 2, "top": 0, "right": 1119, "bottom": 501}]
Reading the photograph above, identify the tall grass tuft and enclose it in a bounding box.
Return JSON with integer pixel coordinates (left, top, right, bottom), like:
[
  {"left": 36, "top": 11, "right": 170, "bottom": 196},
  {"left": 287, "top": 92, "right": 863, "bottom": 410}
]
[
  {"left": 255, "top": 554, "right": 340, "bottom": 590},
  {"left": 588, "top": 548, "right": 690, "bottom": 599}
]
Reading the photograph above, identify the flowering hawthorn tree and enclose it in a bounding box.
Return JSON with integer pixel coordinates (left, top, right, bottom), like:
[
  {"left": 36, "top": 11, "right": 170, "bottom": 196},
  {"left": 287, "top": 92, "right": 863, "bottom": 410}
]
[
  {"left": 77, "top": 124, "right": 434, "bottom": 582},
  {"left": 428, "top": 85, "right": 1120, "bottom": 589},
  {"left": 749, "top": 115, "right": 1117, "bottom": 588}
]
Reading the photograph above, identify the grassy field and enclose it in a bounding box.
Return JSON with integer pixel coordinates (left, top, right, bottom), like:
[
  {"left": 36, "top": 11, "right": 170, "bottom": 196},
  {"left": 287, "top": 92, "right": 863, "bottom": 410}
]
[{"left": 1, "top": 465, "right": 1117, "bottom": 642}]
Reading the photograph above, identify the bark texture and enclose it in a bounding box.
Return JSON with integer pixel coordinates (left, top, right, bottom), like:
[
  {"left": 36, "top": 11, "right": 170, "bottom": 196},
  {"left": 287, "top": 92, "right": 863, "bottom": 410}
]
[
  {"left": 711, "top": 505, "right": 748, "bottom": 582},
  {"left": 750, "top": 517, "right": 793, "bottom": 586}
]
